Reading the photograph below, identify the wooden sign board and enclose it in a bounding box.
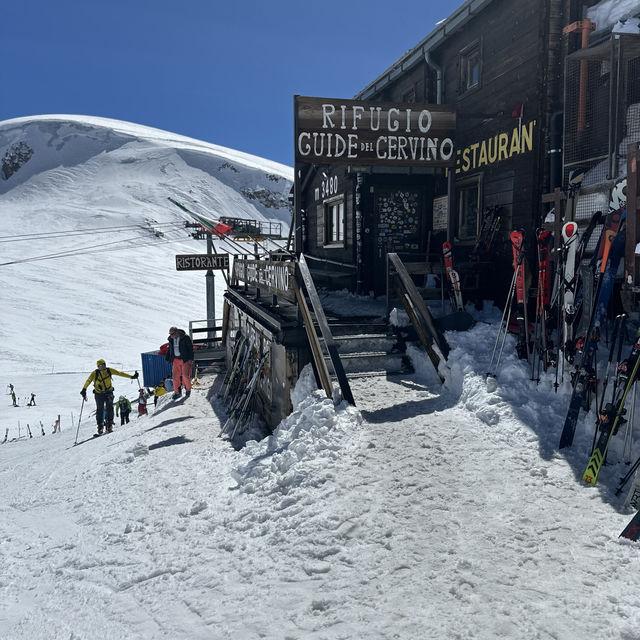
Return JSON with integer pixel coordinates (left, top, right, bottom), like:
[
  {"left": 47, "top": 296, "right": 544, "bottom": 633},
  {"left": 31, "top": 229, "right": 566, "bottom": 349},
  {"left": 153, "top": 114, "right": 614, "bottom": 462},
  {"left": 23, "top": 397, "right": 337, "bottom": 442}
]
[
  {"left": 294, "top": 95, "right": 455, "bottom": 167},
  {"left": 175, "top": 254, "right": 229, "bottom": 271}
]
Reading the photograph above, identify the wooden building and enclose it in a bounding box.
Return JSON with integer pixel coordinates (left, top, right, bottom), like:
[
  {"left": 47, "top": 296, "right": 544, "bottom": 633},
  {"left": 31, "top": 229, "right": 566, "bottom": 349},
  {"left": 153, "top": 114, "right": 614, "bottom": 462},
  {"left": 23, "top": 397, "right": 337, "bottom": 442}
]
[
  {"left": 295, "top": 0, "right": 640, "bottom": 306},
  {"left": 294, "top": 96, "right": 455, "bottom": 296},
  {"left": 220, "top": 0, "right": 640, "bottom": 437}
]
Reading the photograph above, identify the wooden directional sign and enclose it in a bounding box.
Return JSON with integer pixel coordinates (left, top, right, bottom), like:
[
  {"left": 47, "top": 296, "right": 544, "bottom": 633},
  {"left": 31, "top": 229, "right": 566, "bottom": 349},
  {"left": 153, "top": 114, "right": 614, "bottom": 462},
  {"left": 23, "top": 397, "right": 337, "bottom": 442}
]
[{"left": 175, "top": 254, "right": 229, "bottom": 271}]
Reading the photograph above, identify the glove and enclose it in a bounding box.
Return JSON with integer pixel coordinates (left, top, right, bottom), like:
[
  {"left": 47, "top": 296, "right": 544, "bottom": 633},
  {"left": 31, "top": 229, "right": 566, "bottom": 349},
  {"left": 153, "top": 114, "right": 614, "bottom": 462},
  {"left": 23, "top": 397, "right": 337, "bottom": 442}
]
[
  {"left": 132, "top": 371, "right": 139, "bottom": 379},
  {"left": 80, "top": 389, "right": 87, "bottom": 400}
]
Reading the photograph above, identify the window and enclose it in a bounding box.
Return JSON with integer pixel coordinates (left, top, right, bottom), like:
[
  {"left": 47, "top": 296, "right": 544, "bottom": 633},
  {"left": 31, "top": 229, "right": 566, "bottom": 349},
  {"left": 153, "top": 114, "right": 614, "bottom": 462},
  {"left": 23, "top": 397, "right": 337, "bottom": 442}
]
[
  {"left": 460, "top": 42, "right": 481, "bottom": 92},
  {"left": 457, "top": 182, "right": 479, "bottom": 240},
  {"left": 403, "top": 88, "right": 416, "bottom": 103},
  {"left": 325, "top": 198, "right": 345, "bottom": 244}
]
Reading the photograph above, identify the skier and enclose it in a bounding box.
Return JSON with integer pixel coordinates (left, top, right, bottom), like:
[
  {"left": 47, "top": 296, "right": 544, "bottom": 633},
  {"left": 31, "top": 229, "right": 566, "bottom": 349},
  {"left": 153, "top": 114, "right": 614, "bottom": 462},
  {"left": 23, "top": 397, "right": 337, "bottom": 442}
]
[
  {"left": 11, "top": 391, "right": 17, "bottom": 407},
  {"left": 80, "top": 359, "right": 138, "bottom": 435},
  {"left": 137, "top": 388, "right": 148, "bottom": 416},
  {"left": 27, "top": 393, "right": 36, "bottom": 406},
  {"left": 152, "top": 381, "right": 168, "bottom": 406},
  {"left": 115, "top": 395, "right": 132, "bottom": 425},
  {"left": 166, "top": 326, "right": 194, "bottom": 400}
]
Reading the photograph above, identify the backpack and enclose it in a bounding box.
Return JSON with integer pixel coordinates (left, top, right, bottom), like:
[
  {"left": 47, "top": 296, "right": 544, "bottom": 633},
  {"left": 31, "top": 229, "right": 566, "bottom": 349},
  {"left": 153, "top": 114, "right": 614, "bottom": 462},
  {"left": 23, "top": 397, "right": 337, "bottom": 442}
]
[{"left": 94, "top": 367, "right": 113, "bottom": 392}]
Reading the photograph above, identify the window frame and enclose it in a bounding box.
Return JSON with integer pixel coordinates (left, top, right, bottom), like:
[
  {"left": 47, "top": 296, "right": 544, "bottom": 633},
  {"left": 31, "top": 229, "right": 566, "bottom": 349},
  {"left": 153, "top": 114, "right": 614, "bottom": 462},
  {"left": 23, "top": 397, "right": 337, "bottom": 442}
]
[
  {"left": 456, "top": 178, "right": 481, "bottom": 242},
  {"left": 459, "top": 40, "right": 482, "bottom": 94},
  {"left": 324, "top": 196, "right": 345, "bottom": 247}
]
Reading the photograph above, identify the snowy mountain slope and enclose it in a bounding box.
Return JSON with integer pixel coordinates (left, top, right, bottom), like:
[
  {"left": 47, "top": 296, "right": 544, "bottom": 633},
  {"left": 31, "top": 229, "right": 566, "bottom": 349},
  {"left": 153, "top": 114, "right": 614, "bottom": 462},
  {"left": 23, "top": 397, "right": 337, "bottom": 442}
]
[
  {"left": 0, "top": 115, "right": 292, "bottom": 373},
  {"left": 0, "top": 115, "right": 293, "bottom": 225},
  {"left": 2, "top": 116, "right": 640, "bottom": 639}
]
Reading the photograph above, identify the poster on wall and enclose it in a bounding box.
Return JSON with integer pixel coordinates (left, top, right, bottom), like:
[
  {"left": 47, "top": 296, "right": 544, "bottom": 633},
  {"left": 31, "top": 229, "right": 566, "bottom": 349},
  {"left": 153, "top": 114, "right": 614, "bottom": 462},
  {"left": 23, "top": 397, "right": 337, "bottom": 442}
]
[
  {"left": 375, "top": 188, "right": 423, "bottom": 254},
  {"left": 432, "top": 196, "right": 448, "bottom": 231}
]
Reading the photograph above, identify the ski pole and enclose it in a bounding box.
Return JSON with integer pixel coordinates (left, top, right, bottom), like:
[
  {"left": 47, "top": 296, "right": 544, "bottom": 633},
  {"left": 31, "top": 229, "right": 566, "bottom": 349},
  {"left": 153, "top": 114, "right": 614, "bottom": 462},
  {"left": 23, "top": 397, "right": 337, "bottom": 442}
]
[
  {"left": 488, "top": 267, "right": 517, "bottom": 376},
  {"left": 74, "top": 398, "right": 85, "bottom": 445},
  {"left": 623, "top": 382, "right": 636, "bottom": 464},
  {"left": 616, "top": 444, "right": 640, "bottom": 496},
  {"left": 598, "top": 315, "right": 625, "bottom": 412},
  {"left": 490, "top": 264, "right": 520, "bottom": 376}
]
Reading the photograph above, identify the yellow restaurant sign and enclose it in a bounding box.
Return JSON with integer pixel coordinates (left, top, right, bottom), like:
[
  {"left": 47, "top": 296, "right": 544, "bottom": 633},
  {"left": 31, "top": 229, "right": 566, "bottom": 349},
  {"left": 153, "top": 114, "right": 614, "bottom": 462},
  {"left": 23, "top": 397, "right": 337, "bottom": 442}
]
[{"left": 456, "top": 120, "right": 536, "bottom": 174}]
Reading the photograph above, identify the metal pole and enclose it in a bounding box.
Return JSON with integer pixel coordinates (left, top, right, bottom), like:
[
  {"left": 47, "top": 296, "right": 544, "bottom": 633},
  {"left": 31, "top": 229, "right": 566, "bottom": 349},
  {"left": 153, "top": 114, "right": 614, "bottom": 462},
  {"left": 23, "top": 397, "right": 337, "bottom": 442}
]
[
  {"left": 206, "top": 231, "right": 216, "bottom": 343},
  {"left": 74, "top": 398, "right": 85, "bottom": 445}
]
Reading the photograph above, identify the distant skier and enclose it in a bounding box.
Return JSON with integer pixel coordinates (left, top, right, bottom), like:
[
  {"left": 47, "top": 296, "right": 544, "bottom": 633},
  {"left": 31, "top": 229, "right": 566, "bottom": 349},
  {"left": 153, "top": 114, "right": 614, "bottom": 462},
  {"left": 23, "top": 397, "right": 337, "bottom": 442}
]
[
  {"left": 166, "top": 326, "right": 194, "bottom": 400},
  {"left": 80, "top": 359, "right": 138, "bottom": 435},
  {"left": 153, "top": 381, "right": 168, "bottom": 406},
  {"left": 137, "top": 388, "right": 148, "bottom": 416},
  {"left": 7, "top": 383, "right": 14, "bottom": 394},
  {"left": 27, "top": 393, "right": 36, "bottom": 406},
  {"left": 11, "top": 391, "right": 17, "bottom": 407},
  {"left": 116, "top": 395, "right": 132, "bottom": 425},
  {"left": 52, "top": 417, "right": 60, "bottom": 434}
]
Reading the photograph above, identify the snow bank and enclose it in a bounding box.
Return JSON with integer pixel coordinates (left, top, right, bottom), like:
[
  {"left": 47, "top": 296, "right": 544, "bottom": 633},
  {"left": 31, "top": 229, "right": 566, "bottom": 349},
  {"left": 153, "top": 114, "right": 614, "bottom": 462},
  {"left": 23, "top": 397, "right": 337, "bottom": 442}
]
[{"left": 233, "top": 364, "right": 362, "bottom": 498}]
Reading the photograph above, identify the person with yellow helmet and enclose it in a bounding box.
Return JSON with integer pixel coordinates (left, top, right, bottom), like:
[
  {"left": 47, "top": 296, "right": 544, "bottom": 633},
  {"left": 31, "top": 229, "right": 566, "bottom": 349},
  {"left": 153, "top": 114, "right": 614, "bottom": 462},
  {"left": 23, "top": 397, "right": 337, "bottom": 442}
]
[{"left": 81, "top": 359, "right": 138, "bottom": 435}]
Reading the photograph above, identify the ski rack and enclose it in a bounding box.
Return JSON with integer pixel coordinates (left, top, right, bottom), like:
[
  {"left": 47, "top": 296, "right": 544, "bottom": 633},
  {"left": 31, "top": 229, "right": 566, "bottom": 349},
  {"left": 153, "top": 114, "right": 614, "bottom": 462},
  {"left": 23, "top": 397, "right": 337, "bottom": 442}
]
[
  {"left": 387, "top": 253, "right": 449, "bottom": 380},
  {"left": 294, "top": 254, "right": 356, "bottom": 406}
]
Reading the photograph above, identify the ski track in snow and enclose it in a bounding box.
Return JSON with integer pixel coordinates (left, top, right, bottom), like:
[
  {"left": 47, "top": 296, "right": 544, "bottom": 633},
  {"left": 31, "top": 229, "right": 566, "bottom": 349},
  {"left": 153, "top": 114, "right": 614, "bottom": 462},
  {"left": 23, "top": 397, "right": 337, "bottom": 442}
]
[{"left": 3, "top": 327, "right": 640, "bottom": 639}]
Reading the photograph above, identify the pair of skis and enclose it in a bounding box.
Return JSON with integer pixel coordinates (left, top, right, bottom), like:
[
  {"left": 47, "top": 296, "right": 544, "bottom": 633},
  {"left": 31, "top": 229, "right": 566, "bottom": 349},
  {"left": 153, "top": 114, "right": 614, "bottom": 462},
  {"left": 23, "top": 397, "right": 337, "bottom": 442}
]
[
  {"left": 219, "top": 352, "right": 268, "bottom": 439},
  {"left": 471, "top": 205, "right": 502, "bottom": 260},
  {"left": 582, "top": 326, "right": 640, "bottom": 485},
  {"left": 531, "top": 230, "right": 554, "bottom": 379}
]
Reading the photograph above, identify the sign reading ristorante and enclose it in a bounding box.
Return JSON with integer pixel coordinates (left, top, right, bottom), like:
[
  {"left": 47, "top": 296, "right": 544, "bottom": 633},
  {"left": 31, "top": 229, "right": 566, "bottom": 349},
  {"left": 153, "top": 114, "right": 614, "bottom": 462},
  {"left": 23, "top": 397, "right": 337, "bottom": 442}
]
[
  {"left": 175, "top": 254, "right": 229, "bottom": 271},
  {"left": 295, "top": 95, "right": 455, "bottom": 167}
]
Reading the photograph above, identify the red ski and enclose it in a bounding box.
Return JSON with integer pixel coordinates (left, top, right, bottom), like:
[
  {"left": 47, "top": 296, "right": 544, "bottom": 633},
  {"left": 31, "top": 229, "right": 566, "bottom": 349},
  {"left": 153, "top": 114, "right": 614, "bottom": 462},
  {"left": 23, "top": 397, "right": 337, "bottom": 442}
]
[
  {"left": 510, "top": 231, "right": 530, "bottom": 360},
  {"left": 442, "top": 242, "right": 464, "bottom": 312}
]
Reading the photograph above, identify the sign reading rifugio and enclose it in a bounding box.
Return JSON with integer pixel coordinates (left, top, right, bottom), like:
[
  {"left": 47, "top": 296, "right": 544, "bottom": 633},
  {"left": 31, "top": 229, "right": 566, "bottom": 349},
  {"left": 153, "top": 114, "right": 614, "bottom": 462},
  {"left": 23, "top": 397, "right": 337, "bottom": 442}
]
[
  {"left": 175, "top": 254, "right": 229, "bottom": 271},
  {"left": 294, "top": 95, "right": 455, "bottom": 167}
]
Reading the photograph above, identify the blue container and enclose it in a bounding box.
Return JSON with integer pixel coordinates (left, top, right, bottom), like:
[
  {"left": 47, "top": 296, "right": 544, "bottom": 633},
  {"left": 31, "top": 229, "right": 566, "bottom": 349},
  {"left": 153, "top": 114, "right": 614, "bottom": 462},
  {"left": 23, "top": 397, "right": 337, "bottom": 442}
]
[{"left": 141, "top": 351, "right": 173, "bottom": 388}]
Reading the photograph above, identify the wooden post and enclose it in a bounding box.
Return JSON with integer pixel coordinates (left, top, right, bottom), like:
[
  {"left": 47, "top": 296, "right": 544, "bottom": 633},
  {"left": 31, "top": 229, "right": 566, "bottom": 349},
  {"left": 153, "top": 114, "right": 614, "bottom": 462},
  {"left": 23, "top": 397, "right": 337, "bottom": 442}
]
[{"left": 625, "top": 143, "right": 640, "bottom": 285}]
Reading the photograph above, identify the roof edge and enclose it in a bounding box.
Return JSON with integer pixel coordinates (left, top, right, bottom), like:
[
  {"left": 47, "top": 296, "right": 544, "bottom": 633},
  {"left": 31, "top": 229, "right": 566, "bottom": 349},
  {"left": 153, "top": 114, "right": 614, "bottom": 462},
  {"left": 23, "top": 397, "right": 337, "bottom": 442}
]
[{"left": 354, "top": 0, "right": 495, "bottom": 100}]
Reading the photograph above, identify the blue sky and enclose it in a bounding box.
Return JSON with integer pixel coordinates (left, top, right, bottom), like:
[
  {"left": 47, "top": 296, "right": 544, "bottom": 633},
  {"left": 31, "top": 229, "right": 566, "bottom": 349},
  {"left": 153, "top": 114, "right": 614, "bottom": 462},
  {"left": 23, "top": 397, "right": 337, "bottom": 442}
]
[{"left": 3, "top": 0, "right": 464, "bottom": 167}]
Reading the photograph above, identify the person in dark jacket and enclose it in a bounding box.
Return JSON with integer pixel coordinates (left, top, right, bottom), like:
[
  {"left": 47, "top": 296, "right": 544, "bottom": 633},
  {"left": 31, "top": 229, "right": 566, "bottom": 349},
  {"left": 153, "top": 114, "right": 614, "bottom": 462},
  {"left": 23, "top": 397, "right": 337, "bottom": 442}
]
[
  {"left": 166, "top": 327, "right": 194, "bottom": 399},
  {"left": 81, "top": 359, "right": 138, "bottom": 435}
]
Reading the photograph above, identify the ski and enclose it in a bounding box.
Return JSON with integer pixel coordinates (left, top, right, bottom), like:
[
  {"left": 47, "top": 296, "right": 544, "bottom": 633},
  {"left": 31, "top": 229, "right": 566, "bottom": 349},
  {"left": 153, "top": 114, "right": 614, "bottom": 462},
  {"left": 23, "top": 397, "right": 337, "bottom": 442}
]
[
  {"left": 623, "top": 468, "right": 640, "bottom": 509},
  {"left": 471, "top": 205, "right": 501, "bottom": 260},
  {"left": 219, "top": 352, "right": 268, "bottom": 438},
  {"left": 510, "top": 231, "right": 529, "bottom": 360},
  {"left": 442, "top": 241, "right": 464, "bottom": 312},
  {"left": 561, "top": 221, "right": 579, "bottom": 363},
  {"left": 620, "top": 510, "right": 640, "bottom": 542},
  {"left": 583, "top": 327, "right": 640, "bottom": 485},
  {"left": 531, "top": 229, "right": 553, "bottom": 378},
  {"left": 558, "top": 222, "right": 627, "bottom": 449}
]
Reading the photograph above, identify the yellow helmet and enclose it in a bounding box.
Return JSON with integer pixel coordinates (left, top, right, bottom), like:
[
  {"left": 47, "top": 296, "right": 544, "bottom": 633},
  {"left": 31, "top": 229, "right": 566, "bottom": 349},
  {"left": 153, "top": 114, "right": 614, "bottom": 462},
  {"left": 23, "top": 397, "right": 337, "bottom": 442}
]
[{"left": 96, "top": 359, "right": 106, "bottom": 366}]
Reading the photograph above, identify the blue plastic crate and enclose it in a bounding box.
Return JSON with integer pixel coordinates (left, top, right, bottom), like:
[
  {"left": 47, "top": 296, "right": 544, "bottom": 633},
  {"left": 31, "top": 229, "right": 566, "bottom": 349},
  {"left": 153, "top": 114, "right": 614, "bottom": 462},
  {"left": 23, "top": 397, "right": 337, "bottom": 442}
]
[{"left": 141, "top": 351, "right": 173, "bottom": 388}]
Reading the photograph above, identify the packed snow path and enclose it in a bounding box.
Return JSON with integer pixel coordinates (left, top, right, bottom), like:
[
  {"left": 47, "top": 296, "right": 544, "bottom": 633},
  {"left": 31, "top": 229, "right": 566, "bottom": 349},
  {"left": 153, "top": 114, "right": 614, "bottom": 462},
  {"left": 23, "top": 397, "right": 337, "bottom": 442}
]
[{"left": 2, "top": 343, "right": 640, "bottom": 638}]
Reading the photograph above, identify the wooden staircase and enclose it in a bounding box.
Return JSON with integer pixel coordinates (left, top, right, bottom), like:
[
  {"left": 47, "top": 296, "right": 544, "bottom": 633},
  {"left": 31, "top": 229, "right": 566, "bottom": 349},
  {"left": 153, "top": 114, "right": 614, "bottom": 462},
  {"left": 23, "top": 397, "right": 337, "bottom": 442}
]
[{"left": 326, "top": 317, "right": 411, "bottom": 377}]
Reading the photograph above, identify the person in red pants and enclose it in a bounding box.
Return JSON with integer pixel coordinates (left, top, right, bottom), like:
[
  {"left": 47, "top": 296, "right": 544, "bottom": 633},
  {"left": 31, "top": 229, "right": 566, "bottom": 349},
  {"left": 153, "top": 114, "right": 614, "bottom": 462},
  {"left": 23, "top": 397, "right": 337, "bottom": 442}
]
[{"left": 165, "top": 327, "right": 194, "bottom": 400}]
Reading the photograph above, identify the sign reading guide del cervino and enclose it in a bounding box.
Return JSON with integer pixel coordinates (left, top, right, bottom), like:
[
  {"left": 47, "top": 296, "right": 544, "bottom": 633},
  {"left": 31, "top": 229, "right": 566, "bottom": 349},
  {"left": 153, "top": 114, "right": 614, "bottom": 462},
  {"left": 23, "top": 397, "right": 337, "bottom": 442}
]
[{"left": 294, "top": 95, "right": 455, "bottom": 167}]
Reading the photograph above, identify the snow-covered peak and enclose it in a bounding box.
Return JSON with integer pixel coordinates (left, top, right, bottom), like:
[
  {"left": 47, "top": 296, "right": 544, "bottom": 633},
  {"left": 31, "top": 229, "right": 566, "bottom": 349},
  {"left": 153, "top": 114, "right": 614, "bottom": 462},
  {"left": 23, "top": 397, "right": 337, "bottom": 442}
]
[{"left": 0, "top": 115, "right": 293, "bottom": 226}]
